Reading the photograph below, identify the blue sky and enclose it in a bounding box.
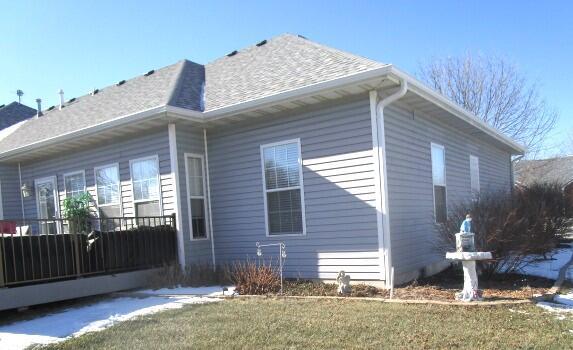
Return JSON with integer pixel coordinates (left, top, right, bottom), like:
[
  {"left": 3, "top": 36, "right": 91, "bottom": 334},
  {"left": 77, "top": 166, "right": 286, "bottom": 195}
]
[{"left": 1, "top": 1, "right": 571, "bottom": 156}]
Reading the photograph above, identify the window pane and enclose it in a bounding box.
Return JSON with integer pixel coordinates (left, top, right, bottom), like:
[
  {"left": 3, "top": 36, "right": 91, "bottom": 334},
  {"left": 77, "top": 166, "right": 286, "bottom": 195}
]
[
  {"left": 267, "top": 189, "right": 302, "bottom": 234},
  {"left": 431, "top": 145, "right": 445, "bottom": 186},
  {"left": 65, "top": 173, "right": 85, "bottom": 198},
  {"left": 263, "top": 142, "right": 300, "bottom": 189},
  {"left": 135, "top": 200, "right": 160, "bottom": 217},
  {"left": 96, "top": 165, "right": 119, "bottom": 205},
  {"left": 131, "top": 159, "right": 159, "bottom": 201},
  {"left": 434, "top": 185, "right": 447, "bottom": 223},
  {"left": 187, "top": 157, "right": 204, "bottom": 197},
  {"left": 191, "top": 198, "right": 207, "bottom": 238}
]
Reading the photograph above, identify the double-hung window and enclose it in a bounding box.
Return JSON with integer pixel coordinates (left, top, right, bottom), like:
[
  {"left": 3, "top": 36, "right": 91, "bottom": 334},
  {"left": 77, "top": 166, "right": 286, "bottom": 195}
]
[
  {"left": 185, "top": 154, "right": 208, "bottom": 239},
  {"left": 64, "top": 171, "right": 86, "bottom": 198},
  {"left": 261, "top": 139, "right": 306, "bottom": 236},
  {"left": 95, "top": 164, "right": 121, "bottom": 218},
  {"left": 130, "top": 156, "right": 161, "bottom": 217},
  {"left": 431, "top": 143, "right": 447, "bottom": 223},
  {"left": 470, "top": 155, "right": 480, "bottom": 194}
]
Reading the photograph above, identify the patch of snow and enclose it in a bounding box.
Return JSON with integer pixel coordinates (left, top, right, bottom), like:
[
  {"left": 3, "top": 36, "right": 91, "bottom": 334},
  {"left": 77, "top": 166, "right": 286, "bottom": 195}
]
[
  {"left": 516, "top": 243, "right": 573, "bottom": 280},
  {"left": 138, "top": 285, "right": 236, "bottom": 297},
  {"left": 554, "top": 292, "right": 573, "bottom": 306},
  {"left": 537, "top": 301, "right": 573, "bottom": 321},
  {"left": 0, "top": 288, "right": 226, "bottom": 350}
]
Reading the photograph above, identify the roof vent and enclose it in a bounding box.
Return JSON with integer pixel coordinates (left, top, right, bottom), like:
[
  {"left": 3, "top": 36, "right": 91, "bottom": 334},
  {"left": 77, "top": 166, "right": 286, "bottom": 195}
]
[
  {"left": 117, "top": 80, "right": 126, "bottom": 86},
  {"left": 58, "top": 89, "right": 65, "bottom": 110},
  {"left": 297, "top": 34, "right": 307, "bottom": 39},
  {"left": 91, "top": 88, "right": 99, "bottom": 95},
  {"left": 48, "top": 105, "right": 56, "bottom": 111},
  {"left": 144, "top": 70, "right": 155, "bottom": 76},
  {"left": 227, "top": 50, "right": 238, "bottom": 57},
  {"left": 256, "top": 40, "right": 267, "bottom": 47},
  {"left": 67, "top": 97, "right": 76, "bottom": 103},
  {"left": 0, "top": 104, "right": 5, "bottom": 109},
  {"left": 35, "top": 98, "right": 42, "bottom": 118}
]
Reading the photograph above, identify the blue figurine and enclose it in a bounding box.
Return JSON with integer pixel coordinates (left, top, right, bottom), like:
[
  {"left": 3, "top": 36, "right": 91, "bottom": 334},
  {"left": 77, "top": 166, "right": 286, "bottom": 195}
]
[{"left": 460, "top": 213, "right": 472, "bottom": 233}]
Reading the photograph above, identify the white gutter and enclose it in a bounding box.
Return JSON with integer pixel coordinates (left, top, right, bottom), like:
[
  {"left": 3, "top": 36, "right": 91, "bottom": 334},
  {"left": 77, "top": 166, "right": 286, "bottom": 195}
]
[
  {"left": 0, "top": 105, "right": 203, "bottom": 161},
  {"left": 0, "top": 64, "right": 524, "bottom": 160},
  {"left": 371, "top": 79, "right": 408, "bottom": 288}
]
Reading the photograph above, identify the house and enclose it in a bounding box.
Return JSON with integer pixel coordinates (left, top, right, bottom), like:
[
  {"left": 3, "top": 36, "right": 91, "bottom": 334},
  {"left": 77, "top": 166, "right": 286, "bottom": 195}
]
[
  {"left": 0, "top": 34, "right": 524, "bottom": 291},
  {"left": 515, "top": 156, "right": 573, "bottom": 187},
  {"left": 0, "top": 101, "right": 37, "bottom": 130}
]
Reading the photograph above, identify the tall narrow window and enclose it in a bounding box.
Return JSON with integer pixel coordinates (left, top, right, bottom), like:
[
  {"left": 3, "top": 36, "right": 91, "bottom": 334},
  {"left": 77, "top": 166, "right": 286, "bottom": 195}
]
[
  {"left": 95, "top": 164, "right": 121, "bottom": 218},
  {"left": 261, "top": 139, "right": 305, "bottom": 235},
  {"left": 185, "top": 154, "right": 208, "bottom": 239},
  {"left": 64, "top": 171, "right": 86, "bottom": 198},
  {"left": 431, "top": 143, "right": 447, "bottom": 223},
  {"left": 470, "top": 155, "right": 480, "bottom": 194},
  {"left": 130, "top": 156, "right": 161, "bottom": 217}
]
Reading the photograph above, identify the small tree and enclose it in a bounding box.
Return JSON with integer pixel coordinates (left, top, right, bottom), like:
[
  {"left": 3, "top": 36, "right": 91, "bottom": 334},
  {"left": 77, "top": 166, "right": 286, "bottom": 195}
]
[
  {"left": 419, "top": 53, "right": 557, "bottom": 157},
  {"left": 62, "top": 192, "right": 92, "bottom": 233},
  {"left": 436, "top": 183, "right": 570, "bottom": 278}
]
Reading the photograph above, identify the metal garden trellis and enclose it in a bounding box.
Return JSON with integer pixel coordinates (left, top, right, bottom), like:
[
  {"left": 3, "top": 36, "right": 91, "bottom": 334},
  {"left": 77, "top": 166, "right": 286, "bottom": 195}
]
[{"left": 256, "top": 241, "right": 286, "bottom": 294}]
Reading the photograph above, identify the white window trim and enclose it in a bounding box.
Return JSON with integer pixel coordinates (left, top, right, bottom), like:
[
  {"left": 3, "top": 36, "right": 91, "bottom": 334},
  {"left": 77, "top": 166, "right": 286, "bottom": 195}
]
[
  {"left": 469, "top": 154, "right": 480, "bottom": 194},
  {"left": 260, "top": 138, "right": 307, "bottom": 237},
  {"left": 184, "top": 153, "right": 210, "bottom": 241},
  {"left": 94, "top": 163, "right": 122, "bottom": 215},
  {"left": 129, "top": 155, "right": 163, "bottom": 216},
  {"left": 430, "top": 143, "right": 447, "bottom": 224},
  {"left": 34, "top": 175, "right": 61, "bottom": 233},
  {"left": 63, "top": 170, "right": 86, "bottom": 199}
]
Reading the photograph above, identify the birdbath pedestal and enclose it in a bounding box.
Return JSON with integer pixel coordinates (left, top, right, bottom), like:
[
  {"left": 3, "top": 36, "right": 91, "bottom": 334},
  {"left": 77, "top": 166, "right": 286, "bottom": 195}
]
[{"left": 445, "top": 252, "right": 492, "bottom": 301}]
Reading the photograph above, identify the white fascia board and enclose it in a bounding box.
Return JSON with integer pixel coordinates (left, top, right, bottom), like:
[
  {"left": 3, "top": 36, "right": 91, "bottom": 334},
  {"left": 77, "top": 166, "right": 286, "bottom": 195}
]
[
  {"left": 201, "top": 65, "right": 394, "bottom": 121},
  {"left": 388, "top": 67, "right": 526, "bottom": 155},
  {"left": 0, "top": 105, "right": 169, "bottom": 161}
]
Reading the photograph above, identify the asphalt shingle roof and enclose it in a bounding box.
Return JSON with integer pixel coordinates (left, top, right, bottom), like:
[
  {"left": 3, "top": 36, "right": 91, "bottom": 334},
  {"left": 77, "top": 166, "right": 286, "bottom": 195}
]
[
  {"left": 0, "top": 102, "right": 36, "bottom": 130},
  {"left": 0, "top": 34, "right": 386, "bottom": 154}
]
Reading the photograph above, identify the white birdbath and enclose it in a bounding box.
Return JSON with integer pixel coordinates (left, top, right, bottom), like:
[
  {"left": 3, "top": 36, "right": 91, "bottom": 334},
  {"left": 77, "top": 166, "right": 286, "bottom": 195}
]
[{"left": 446, "top": 251, "right": 492, "bottom": 301}]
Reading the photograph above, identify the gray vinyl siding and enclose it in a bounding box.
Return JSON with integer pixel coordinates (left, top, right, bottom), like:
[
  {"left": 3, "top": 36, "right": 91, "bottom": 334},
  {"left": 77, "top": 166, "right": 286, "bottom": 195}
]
[
  {"left": 17, "top": 129, "right": 174, "bottom": 221},
  {"left": 175, "top": 123, "right": 213, "bottom": 264},
  {"left": 384, "top": 103, "right": 512, "bottom": 283},
  {"left": 0, "top": 164, "right": 23, "bottom": 219},
  {"left": 208, "top": 97, "right": 381, "bottom": 280}
]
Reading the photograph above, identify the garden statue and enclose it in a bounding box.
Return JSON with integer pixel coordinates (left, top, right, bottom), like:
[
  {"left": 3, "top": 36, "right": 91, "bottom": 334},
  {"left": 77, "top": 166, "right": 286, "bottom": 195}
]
[
  {"left": 446, "top": 213, "right": 492, "bottom": 302},
  {"left": 336, "top": 270, "right": 351, "bottom": 295}
]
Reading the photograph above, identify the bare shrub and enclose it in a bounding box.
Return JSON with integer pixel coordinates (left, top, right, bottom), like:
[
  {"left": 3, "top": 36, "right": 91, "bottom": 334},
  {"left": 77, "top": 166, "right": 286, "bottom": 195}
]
[
  {"left": 436, "top": 182, "right": 570, "bottom": 278},
  {"left": 226, "top": 259, "right": 281, "bottom": 295}
]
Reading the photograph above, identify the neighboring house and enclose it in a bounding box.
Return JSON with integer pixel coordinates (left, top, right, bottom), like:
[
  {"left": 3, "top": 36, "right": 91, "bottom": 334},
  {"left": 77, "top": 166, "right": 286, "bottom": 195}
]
[
  {"left": 515, "top": 156, "right": 573, "bottom": 187},
  {"left": 0, "top": 101, "right": 36, "bottom": 130},
  {"left": 0, "top": 34, "right": 523, "bottom": 286},
  {"left": 0, "top": 101, "right": 36, "bottom": 220}
]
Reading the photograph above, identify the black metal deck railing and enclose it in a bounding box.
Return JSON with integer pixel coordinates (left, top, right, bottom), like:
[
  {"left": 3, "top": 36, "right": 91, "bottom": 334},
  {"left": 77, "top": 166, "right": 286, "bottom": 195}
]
[{"left": 0, "top": 215, "right": 177, "bottom": 287}]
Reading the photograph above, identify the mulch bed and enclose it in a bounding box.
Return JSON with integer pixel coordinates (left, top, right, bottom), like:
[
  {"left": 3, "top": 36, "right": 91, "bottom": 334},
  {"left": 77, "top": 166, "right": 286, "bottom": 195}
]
[{"left": 283, "top": 267, "right": 554, "bottom": 301}]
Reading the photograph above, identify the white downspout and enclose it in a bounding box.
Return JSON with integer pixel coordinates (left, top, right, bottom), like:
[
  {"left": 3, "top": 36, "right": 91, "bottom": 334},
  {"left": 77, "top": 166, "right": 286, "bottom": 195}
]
[
  {"left": 374, "top": 80, "right": 408, "bottom": 289},
  {"left": 18, "top": 162, "right": 25, "bottom": 220},
  {"left": 203, "top": 128, "right": 216, "bottom": 269}
]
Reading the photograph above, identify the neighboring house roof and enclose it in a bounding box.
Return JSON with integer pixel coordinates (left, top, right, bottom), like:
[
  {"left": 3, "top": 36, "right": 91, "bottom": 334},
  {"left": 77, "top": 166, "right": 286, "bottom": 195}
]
[
  {"left": 0, "top": 102, "right": 36, "bottom": 130},
  {"left": 0, "top": 33, "right": 524, "bottom": 158},
  {"left": 515, "top": 156, "right": 573, "bottom": 186}
]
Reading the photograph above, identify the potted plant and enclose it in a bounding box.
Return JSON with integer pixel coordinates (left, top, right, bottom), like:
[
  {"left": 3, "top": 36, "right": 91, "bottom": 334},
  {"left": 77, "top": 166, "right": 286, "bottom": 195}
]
[{"left": 62, "top": 192, "right": 92, "bottom": 233}]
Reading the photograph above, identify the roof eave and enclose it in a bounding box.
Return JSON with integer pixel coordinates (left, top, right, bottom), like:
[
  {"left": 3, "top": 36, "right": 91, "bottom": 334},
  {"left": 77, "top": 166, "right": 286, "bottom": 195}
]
[
  {"left": 388, "top": 67, "right": 526, "bottom": 155},
  {"left": 0, "top": 106, "right": 203, "bottom": 161}
]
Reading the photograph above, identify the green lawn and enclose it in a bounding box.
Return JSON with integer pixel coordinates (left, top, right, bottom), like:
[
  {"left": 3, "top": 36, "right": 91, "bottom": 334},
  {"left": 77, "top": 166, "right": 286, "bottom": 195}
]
[{"left": 45, "top": 298, "right": 572, "bottom": 349}]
